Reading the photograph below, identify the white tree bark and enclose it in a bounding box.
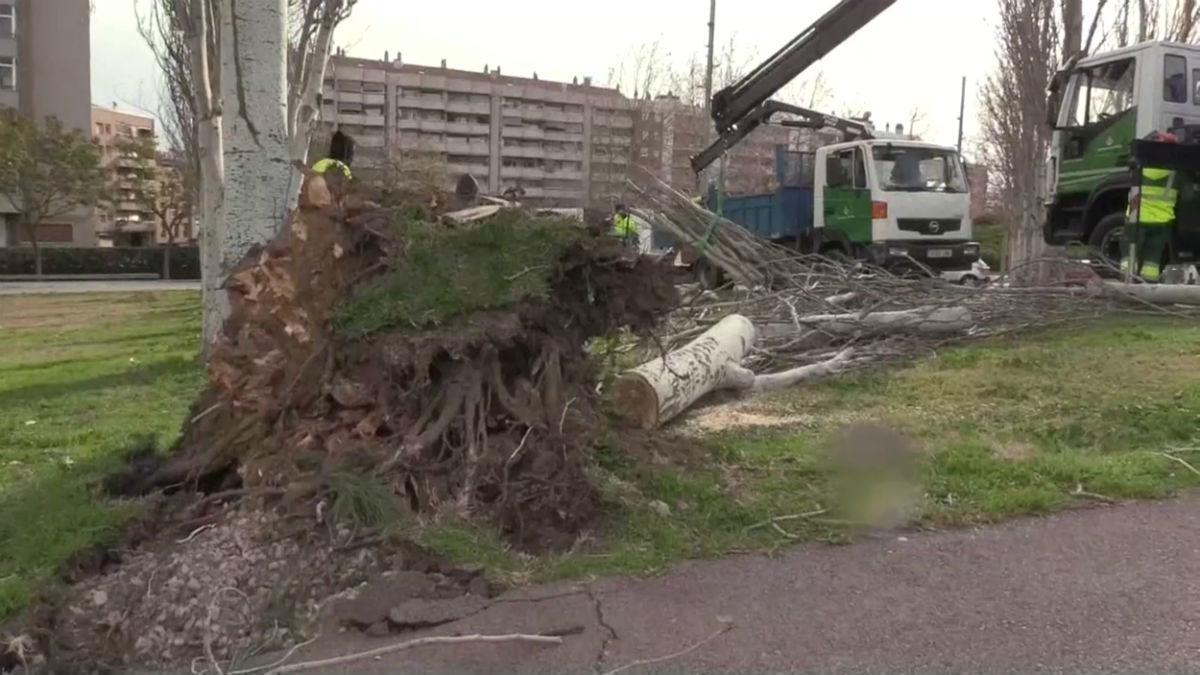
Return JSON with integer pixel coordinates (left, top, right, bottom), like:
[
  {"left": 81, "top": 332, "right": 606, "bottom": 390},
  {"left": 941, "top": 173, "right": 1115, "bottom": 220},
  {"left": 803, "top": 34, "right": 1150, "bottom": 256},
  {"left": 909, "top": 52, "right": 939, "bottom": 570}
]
[
  {"left": 285, "top": 4, "right": 340, "bottom": 212},
  {"left": 216, "top": 0, "right": 290, "bottom": 339},
  {"left": 729, "top": 348, "right": 856, "bottom": 392},
  {"left": 758, "top": 306, "right": 973, "bottom": 338},
  {"left": 189, "top": 0, "right": 227, "bottom": 349},
  {"left": 611, "top": 315, "right": 756, "bottom": 429},
  {"left": 1103, "top": 281, "right": 1200, "bottom": 305}
]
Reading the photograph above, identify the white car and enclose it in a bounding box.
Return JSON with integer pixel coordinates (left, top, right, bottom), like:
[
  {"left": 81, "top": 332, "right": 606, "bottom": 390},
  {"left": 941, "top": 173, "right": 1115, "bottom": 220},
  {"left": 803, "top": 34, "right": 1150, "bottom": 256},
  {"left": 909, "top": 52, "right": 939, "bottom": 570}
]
[{"left": 942, "top": 259, "right": 992, "bottom": 286}]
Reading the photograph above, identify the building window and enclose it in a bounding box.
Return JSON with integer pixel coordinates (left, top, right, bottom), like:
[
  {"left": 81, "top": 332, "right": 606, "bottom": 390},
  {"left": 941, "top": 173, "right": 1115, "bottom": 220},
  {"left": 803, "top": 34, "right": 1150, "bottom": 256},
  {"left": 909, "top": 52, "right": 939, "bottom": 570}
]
[
  {"left": 0, "top": 4, "right": 14, "bottom": 38},
  {"left": 0, "top": 56, "right": 14, "bottom": 90}
]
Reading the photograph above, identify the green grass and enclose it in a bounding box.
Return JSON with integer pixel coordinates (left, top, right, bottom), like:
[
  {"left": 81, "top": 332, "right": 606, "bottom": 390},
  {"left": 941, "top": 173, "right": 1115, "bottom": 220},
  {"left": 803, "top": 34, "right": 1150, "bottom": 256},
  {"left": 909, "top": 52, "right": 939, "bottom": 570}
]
[
  {"left": 4, "top": 291, "right": 1199, "bottom": 612},
  {"left": 411, "top": 318, "right": 1200, "bottom": 584},
  {"left": 333, "top": 212, "right": 581, "bottom": 337},
  {"left": 974, "top": 220, "right": 1006, "bottom": 269},
  {"left": 0, "top": 292, "right": 202, "bottom": 619}
]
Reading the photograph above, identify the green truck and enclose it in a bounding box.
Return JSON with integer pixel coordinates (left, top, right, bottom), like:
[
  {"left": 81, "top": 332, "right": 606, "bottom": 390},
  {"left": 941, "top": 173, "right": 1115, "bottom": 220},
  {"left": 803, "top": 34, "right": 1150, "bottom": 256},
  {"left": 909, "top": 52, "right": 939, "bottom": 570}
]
[{"left": 1044, "top": 41, "right": 1200, "bottom": 272}]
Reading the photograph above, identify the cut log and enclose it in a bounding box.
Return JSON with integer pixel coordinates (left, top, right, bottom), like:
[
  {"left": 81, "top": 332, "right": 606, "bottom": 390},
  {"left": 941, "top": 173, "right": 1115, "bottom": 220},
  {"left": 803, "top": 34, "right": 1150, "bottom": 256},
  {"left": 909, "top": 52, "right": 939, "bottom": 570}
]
[
  {"left": 1103, "top": 281, "right": 1200, "bottom": 306},
  {"left": 759, "top": 306, "right": 972, "bottom": 338},
  {"left": 611, "top": 315, "right": 756, "bottom": 429}
]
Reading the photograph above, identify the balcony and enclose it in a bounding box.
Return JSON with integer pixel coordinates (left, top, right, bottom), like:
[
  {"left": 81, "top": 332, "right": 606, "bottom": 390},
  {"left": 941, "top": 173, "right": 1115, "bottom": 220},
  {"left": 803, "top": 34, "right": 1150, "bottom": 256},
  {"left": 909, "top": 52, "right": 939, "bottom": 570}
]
[
  {"left": 445, "top": 121, "right": 490, "bottom": 136},
  {"left": 336, "top": 113, "right": 385, "bottom": 127},
  {"left": 500, "top": 166, "right": 545, "bottom": 179},
  {"left": 446, "top": 100, "right": 491, "bottom": 115},
  {"left": 501, "top": 145, "right": 544, "bottom": 159},
  {"left": 395, "top": 95, "right": 445, "bottom": 111},
  {"left": 502, "top": 126, "right": 545, "bottom": 140},
  {"left": 446, "top": 139, "right": 490, "bottom": 155},
  {"left": 448, "top": 163, "right": 489, "bottom": 177}
]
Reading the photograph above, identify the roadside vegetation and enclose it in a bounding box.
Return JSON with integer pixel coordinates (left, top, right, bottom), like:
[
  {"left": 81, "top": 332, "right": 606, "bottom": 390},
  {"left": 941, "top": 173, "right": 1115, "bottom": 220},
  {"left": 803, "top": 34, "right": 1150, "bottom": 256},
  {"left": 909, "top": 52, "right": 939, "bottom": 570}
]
[
  {"left": 2, "top": 293, "right": 1198, "bottom": 616},
  {"left": 0, "top": 293, "right": 201, "bottom": 618}
]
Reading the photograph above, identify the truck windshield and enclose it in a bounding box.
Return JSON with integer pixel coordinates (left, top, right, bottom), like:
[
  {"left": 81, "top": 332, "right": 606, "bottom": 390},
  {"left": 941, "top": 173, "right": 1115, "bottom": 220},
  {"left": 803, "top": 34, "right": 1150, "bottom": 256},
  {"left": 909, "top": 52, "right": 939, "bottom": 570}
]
[
  {"left": 871, "top": 146, "right": 967, "bottom": 193},
  {"left": 1065, "top": 58, "right": 1135, "bottom": 127}
]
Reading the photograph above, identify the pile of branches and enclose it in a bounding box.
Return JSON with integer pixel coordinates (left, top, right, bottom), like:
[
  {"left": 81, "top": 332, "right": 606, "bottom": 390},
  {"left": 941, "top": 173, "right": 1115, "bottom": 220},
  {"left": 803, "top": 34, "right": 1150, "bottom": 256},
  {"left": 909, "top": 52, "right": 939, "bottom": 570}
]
[
  {"left": 122, "top": 176, "right": 676, "bottom": 549},
  {"left": 627, "top": 168, "right": 1200, "bottom": 389}
]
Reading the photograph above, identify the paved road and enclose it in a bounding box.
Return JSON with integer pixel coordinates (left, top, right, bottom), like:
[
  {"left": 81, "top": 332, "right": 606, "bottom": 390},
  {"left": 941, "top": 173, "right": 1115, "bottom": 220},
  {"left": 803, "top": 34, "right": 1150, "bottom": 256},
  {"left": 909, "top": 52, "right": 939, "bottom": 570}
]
[
  {"left": 0, "top": 280, "right": 199, "bottom": 295},
  {"left": 279, "top": 499, "right": 1200, "bottom": 674}
]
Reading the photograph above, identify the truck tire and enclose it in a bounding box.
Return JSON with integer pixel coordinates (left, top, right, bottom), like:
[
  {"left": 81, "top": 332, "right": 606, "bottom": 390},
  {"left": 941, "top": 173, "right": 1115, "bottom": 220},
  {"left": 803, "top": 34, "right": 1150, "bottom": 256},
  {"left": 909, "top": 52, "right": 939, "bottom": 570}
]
[{"left": 1088, "top": 212, "right": 1125, "bottom": 268}]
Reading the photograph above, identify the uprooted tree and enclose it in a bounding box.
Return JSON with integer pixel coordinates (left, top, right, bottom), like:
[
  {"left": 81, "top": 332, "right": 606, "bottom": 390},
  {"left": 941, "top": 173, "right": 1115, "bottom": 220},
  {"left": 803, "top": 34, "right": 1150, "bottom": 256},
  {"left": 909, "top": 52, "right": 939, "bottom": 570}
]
[{"left": 119, "top": 177, "right": 676, "bottom": 549}]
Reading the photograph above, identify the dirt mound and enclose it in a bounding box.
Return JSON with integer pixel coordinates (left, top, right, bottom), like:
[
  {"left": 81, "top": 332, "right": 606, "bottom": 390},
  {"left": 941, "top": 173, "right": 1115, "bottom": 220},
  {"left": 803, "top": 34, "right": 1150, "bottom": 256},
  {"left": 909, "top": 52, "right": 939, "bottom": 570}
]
[{"left": 115, "top": 178, "right": 677, "bottom": 551}]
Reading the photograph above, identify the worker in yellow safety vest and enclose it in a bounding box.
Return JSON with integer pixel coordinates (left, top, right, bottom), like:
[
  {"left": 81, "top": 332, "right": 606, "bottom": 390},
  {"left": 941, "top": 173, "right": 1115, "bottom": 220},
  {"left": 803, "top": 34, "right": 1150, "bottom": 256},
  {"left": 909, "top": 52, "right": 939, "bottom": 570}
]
[
  {"left": 312, "top": 129, "right": 354, "bottom": 180},
  {"left": 1123, "top": 166, "right": 1176, "bottom": 282},
  {"left": 611, "top": 204, "right": 638, "bottom": 247}
]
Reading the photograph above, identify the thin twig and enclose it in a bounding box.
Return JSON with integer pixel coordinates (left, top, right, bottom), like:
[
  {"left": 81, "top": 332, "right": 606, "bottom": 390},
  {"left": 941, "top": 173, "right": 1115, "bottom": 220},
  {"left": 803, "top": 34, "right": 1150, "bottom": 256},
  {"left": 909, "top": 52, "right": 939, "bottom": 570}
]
[
  {"left": 264, "top": 633, "right": 564, "bottom": 674},
  {"left": 1161, "top": 452, "right": 1200, "bottom": 478},
  {"left": 600, "top": 623, "right": 734, "bottom": 675},
  {"left": 176, "top": 523, "right": 215, "bottom": 544},
  {"left": 506, "top": 426, "right": 535, "bottom": 466},
  {"left": 744, "top": 508, "right": 828, "bottom": 532},
  {"left": 505, "top": 265, "right": 549, "bottom": 282},
  {"left": 227, "top": 636, "right": 320, "bottom": 675},
  {"left": 1070, "top": 484, "right": 1117, "bottom": 504}
]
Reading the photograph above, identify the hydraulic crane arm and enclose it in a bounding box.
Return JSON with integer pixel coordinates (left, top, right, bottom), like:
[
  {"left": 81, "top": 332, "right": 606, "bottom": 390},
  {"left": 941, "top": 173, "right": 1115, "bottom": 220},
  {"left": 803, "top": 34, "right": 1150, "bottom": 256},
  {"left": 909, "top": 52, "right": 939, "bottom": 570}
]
[
  {"left": 691, "top": 101, "right": 873, "bottom": 173},
  {"left": 693, "top": 0, "right": 898, "bottom": 172}
]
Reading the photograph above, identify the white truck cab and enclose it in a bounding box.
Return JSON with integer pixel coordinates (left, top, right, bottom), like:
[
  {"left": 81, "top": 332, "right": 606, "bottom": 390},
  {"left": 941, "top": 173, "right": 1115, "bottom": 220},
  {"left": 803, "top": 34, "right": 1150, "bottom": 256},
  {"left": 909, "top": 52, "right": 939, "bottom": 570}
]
[{"left": 813, "top": 139, "right": 978, "bottom": 271}]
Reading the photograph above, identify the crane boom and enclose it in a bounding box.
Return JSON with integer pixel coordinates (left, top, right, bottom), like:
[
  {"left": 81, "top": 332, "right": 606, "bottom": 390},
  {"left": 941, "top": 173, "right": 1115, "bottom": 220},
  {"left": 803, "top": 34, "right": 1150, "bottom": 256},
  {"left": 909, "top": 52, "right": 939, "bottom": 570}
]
[{"left": 694, "top": 0, "right": 899, "bottom": 172}]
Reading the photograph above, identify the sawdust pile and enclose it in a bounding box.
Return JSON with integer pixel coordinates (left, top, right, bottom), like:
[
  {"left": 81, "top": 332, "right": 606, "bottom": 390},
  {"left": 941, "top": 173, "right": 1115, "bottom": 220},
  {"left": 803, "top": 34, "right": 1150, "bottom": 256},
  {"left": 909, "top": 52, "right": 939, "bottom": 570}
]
[{"left": 119, "top": 177, "right": 677, "bottom": 549}]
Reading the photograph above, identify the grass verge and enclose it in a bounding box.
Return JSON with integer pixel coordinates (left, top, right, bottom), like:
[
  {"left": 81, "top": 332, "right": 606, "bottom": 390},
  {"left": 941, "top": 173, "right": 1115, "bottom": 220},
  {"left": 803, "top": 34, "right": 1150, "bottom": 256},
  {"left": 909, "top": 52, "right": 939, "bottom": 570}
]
[
  {"left": 412, "top": 318, "right": 1200, "bottom": 584},
  {"left": 0, "top": 292, "right": 201, "bottom": 619}
]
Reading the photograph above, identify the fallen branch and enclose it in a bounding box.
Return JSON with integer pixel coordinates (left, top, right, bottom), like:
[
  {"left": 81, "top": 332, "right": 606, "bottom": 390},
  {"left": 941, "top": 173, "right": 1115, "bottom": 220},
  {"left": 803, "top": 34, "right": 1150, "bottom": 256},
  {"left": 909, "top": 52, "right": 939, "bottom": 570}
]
[
  {"left": 600, "top": 623, "right": 734, "bottom": 675},
  {"left": 1069, "top": 484, "right": 1117, "bottom": 504},
  {"left": 736, "top": 349, "right": 856, "bottom": 392},
  {"left": 744, "top": 508, "right": 829, "bottom": 532},
  {"left": 264, "top": 633, "right": 564, "bottom": 674},
  {"left": 1104, "top": 281, "right": 1200, "bottom": 306},
  {"left": 1161, "top": 452, "right": 1200, "bottom": 478}
]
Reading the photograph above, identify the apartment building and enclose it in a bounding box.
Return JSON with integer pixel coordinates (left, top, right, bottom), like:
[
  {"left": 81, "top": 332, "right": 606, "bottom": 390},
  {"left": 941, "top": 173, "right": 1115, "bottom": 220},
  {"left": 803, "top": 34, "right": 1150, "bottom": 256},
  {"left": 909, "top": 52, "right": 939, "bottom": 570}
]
[
  {"left": 91, "top": 106, "right": 160, "bottom": 247},
  {"left": 0, "top": 0, "right": 93, "bottom": 247},
  {"left": 323, "top": 54, "right": 633, "bottom": 207},
  {"left": 322, "top": 54, "right": 820, "bottom": 208}
]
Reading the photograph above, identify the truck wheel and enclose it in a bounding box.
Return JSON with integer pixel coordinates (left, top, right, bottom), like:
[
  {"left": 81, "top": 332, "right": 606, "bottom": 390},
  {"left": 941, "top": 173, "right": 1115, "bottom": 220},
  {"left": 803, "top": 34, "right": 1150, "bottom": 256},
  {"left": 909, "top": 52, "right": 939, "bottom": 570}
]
[{"left": 1088, "top": 212, "right": 1125, "bottom": 268}]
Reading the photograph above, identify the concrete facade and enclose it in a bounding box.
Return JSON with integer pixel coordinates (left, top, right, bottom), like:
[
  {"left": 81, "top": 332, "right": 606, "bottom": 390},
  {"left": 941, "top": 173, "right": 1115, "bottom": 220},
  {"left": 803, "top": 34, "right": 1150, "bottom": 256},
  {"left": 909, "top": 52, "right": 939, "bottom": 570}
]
[
  {"left": 323, "top": 55, "right": 631, "bottom": 207},
  {"left": 0, "top": 0, "right": 94, "bottom": 248},
  {"left": 321, "top": 55, "right": 796, "bottom": 208},
  {"left": 92, "top": 106, "right": 159, "bottom": 247}
]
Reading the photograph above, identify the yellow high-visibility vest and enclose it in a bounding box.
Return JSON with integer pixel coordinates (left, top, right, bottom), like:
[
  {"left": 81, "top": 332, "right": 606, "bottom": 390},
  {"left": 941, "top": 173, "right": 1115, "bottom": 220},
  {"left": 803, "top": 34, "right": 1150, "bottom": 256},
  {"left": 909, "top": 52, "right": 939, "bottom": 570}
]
[
  {"left": 612, "top": 214, "right": 637, "bottom": 239},
  {"left": 313, "top": 158, "right": 352, "bottom": 179},
  {"left": 1133, "top": 167, "right": 1176, "bottom": 226}
]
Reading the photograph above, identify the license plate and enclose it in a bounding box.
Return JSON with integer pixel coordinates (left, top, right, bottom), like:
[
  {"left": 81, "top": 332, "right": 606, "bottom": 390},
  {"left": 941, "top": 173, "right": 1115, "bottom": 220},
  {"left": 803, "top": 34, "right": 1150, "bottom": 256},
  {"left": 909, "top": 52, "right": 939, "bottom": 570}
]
[{"left": 927, "top": 249, "right": 953, "bottom": 259}]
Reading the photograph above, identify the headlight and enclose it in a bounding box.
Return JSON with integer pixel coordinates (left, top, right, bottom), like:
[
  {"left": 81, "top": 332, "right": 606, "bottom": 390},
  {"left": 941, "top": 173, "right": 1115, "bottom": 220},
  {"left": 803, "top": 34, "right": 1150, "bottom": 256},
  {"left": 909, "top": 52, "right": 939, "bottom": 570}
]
[
  {"left": 888, "top": 247, "right": 907, "bottom": 257},
  {"left": 964, "top": 244, "right": 980, "bottom": 257}
]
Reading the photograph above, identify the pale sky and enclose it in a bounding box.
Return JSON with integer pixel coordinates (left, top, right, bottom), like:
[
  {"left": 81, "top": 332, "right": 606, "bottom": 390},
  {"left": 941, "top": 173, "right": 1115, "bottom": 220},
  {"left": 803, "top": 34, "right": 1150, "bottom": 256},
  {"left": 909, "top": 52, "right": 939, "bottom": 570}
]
[{"left": 93, "top": 0, "right": 1000, "bottom": 161}]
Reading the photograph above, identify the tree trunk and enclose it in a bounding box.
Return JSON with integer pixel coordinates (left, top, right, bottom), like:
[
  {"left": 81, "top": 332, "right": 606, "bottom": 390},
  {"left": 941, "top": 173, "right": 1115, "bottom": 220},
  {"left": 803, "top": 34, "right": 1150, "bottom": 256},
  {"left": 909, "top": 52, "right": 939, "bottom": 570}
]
[
  {"left": 610, "top": 314, "right": 756, "bottom": 429},
  {"left": 1103, "top": 280, "right": 1200, "bottom": 305},
  {"left": 162, "top": 237, "right": 173, "bottom": 280},
  {"left": 757, "top": 306, "right": 973, "bottom": 338},
  {"left": 214, "top": 0, "right": 289, "bottom": 342},
  {"left": 1062, "top": 0, "right": 1083, "bottom": 61},
  {"left": 32, "top": 240, "right": 41, "bottom": 277},
  {"left": 191, "top": 0, "right": 227, "bottom": 348},
  {"left": 285, "top": 5, "right": 339, "bottom": 212}
]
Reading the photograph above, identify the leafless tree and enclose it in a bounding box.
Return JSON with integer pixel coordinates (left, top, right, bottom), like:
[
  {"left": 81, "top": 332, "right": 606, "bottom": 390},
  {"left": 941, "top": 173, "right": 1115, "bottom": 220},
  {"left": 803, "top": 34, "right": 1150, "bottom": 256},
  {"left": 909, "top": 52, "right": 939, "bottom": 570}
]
[
  {"left": 980, "top": 0, "right": 1059, "bottom": 282},
  {"left": 138, "top": 0, "right": 355, "bottom": 345}
]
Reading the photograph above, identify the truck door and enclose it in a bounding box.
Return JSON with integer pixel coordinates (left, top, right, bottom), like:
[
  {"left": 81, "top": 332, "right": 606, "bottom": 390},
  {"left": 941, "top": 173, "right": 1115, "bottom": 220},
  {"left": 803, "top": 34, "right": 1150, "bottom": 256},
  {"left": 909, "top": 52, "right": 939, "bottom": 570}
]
[{"left": 822, "top": 147, "right": 873, "bottom": 247}]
